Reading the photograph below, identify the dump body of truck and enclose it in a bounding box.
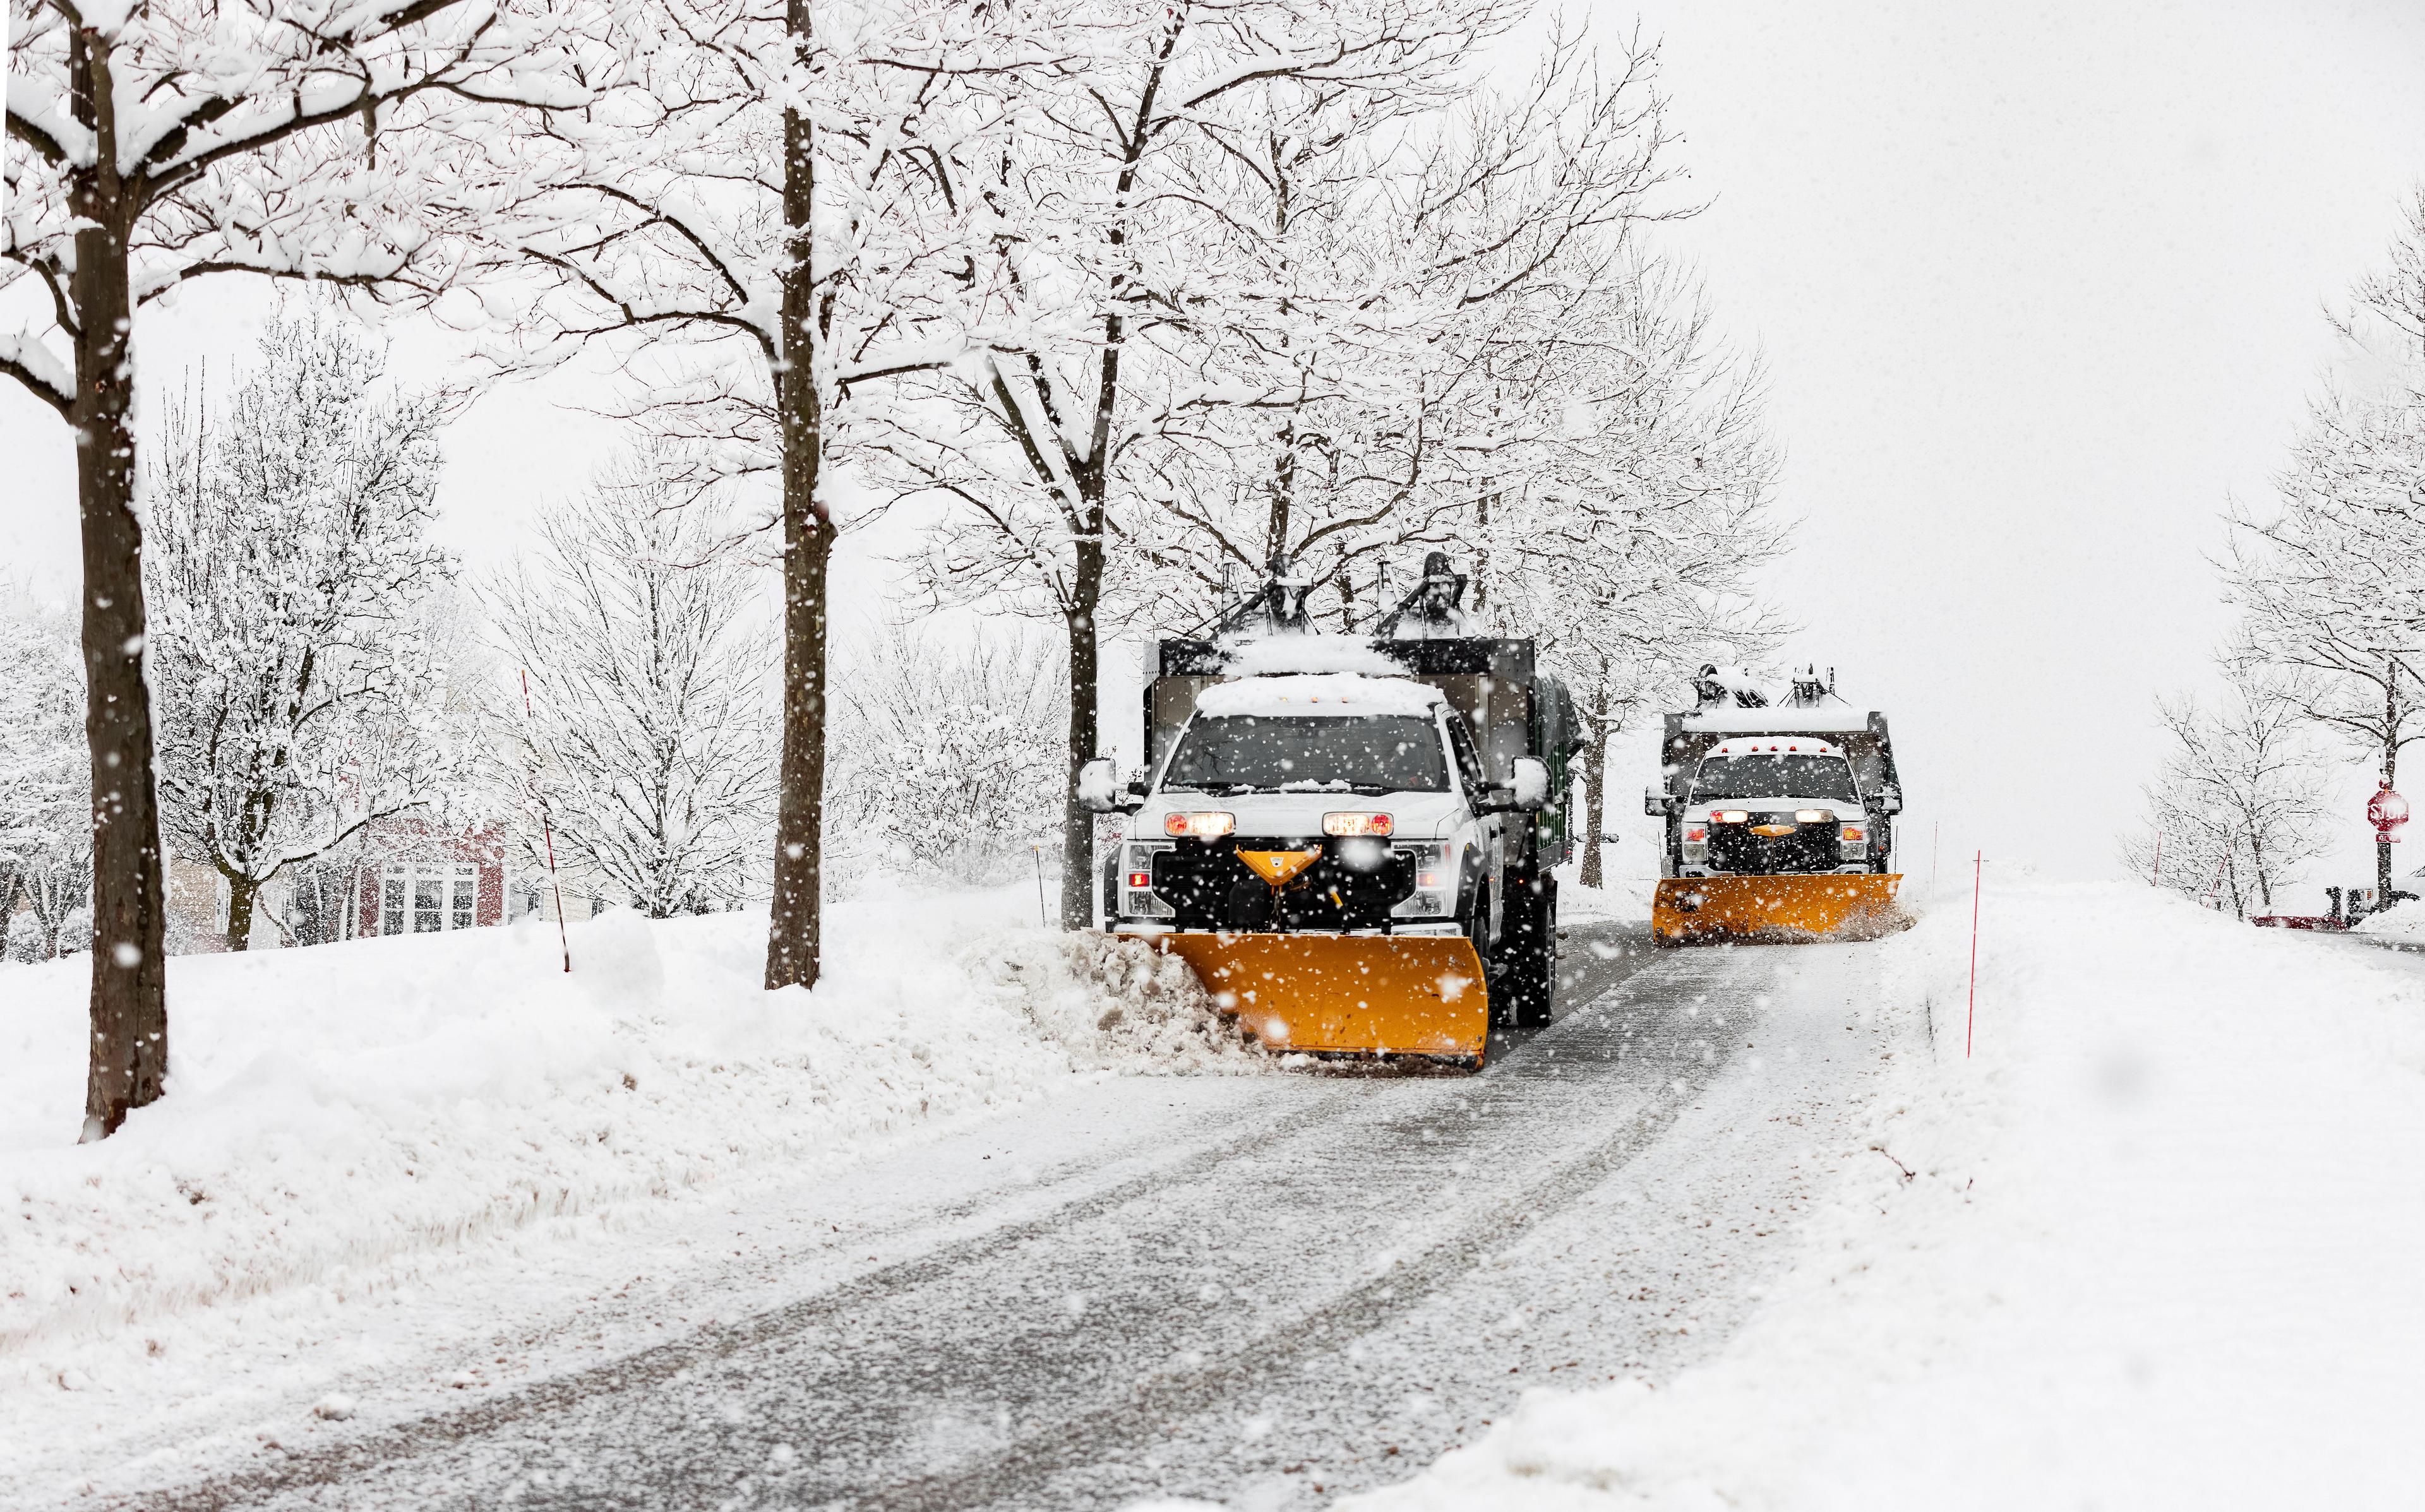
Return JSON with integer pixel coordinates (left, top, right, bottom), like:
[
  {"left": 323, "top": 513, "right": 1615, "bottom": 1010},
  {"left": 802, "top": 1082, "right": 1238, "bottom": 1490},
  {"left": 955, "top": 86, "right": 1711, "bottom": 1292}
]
[
  {"left": 1643, "top": 676, "right": 1907, "bottom": 944},
  {"left": 1087, "top": 559, "right": 1583, "bottom": 1065}
]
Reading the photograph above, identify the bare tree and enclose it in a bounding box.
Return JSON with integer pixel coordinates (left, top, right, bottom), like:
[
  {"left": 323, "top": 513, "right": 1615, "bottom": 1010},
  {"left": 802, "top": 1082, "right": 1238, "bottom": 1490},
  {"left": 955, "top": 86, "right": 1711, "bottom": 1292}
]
[
  {"left": 486, "top": 451, "right": 780, "bottom": 918},
  {"left": 2119, "top": 670, "right": 2331, "bottom": 919},
  {"left": 4, "top": 0, "right": 604, "bottom": 1134},
  {"left": 2224, "top": 399, "right": 2425, "bottom": 905},
  {"left": 491, "top": 0, "right": 1041, "bottom": 986},
  {"left": 149, "top": 314, "right": 462, "bottom": 951},
  {"left": 892, "top": 8, "right": 1679, "bottom": 926}
]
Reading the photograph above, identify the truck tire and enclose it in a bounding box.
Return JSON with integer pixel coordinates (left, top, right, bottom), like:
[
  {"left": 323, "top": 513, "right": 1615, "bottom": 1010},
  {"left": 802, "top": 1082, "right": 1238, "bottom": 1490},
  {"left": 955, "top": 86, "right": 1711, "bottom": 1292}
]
[
  {"left": 1463, "top": 882, "right": 1504, "bottom": 1028},
  {"left": 1498, "top": 869, "right": 1557, "bottom": 1028}
]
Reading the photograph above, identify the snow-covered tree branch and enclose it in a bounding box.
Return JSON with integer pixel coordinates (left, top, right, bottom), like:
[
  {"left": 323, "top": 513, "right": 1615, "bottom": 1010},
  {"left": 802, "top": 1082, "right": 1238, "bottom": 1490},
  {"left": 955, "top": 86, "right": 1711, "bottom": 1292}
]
[{"left": 149, "top": 314, "right": 463, "bottom": 952}]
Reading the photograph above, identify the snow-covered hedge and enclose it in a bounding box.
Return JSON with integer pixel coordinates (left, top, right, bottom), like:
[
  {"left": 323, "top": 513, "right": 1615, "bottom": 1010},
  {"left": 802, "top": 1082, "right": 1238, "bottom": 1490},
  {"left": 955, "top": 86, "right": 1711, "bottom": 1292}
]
[{"left": 0, "top": 890, "right": 1244, "bottom": 1359}]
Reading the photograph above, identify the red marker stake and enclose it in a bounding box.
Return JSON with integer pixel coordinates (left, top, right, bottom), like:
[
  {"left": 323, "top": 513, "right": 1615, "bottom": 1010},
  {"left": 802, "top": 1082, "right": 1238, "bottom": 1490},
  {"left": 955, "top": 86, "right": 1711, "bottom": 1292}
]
[{"left": 1967, "top": 850, "right": 1982, "bottom": 1057}]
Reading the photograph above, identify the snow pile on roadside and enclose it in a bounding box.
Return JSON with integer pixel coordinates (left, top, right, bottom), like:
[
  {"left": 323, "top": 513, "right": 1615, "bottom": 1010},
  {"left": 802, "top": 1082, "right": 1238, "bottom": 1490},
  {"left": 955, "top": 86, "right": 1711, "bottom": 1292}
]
[
  {"left": 1350, "top": 883, "right": 2425, "bottom": 1509},
  {"left": 2355, "top": 896, "right": 2425, "bottom": 943},
  {"left": 0, "top": 891, "right": 1240, "bottom": 1360},
  {"left": 972, "top": 929, "right": 1249, "bottom": 1072}
]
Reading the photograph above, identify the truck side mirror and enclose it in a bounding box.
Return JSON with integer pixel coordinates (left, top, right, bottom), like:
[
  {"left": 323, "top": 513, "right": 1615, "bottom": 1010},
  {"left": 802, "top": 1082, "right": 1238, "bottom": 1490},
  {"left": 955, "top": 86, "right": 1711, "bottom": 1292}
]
[
  {"left": 1871, "top": 786, "right": 1904, "bottom": 816},
  {"left": 1643, "top": 786, "right": 1674, "bottom": 818},
  {"left": 1077, "top": 757, "right": 1135, "bottom": 814},
  {"left": 1510, "top": 757, "right": 1550, "bottom": 813}
]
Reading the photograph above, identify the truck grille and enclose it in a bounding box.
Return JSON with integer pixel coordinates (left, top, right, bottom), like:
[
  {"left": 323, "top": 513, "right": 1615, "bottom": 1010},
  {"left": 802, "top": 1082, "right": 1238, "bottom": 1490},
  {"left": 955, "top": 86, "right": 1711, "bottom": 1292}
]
[
  {"left": 1706, "top": 815, "right": 1842, "bottom": 875},
  {"left": 1149, "top": 837, "right": 1416, "bottom": 931}
]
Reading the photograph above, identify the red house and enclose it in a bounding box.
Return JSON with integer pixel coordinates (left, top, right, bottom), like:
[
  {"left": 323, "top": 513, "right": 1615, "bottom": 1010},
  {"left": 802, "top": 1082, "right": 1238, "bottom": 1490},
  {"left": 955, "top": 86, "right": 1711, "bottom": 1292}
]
[{"left": 354, "top": 819, "right": 508, "bottom": 939}]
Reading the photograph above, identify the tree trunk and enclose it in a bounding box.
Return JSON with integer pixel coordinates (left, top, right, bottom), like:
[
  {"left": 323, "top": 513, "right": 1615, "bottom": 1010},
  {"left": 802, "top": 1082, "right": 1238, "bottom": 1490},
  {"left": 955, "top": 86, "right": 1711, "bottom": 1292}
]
[
  {"left": 1579, "top": 686, "right": 1610, "bottom": 890},
  {"left": 2384, "top": 670, "right": 2400, "bottom": 903},
  {"left": 765, "top": 0, "right": 830, "bottom": 991},
  {"left": 1579, "top": 743, "right": 1607, "bottom": 890},
  {"left": 71, "top": 27, "right": 170, "bottom": 1140},
  {"left": 1060, "top": 533, "right": 1105, "bottom": 929},
  {"left": 224, "top": 873, "right": 260, "bottom": 952}
]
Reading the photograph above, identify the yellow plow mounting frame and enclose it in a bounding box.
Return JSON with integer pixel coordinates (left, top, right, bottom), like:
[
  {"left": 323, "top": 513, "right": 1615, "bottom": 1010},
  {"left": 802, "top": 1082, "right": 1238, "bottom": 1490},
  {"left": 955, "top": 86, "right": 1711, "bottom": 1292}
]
[
  {"left": 1149, "top": 932, "right": 1490, "bottom": 1064},
  {"left": 1653, "top": 874, "right": 1906, "bottom": 945}
]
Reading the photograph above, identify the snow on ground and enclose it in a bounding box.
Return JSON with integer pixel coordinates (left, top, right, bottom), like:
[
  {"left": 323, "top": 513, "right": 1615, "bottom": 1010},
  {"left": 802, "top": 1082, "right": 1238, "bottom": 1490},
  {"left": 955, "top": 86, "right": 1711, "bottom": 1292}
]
[
  {"left": 0, "top": 886, "right": 1240, "bottom": 1374},
  {"left": 2355, "top": 896, "right": 2425, "bottom": 944},
  {"left": 1349, "top": 880, "right": 2425, "bottom": 1510},
  {"left": 1554, "top": 869, "right": 1654, "bottom": 925}
]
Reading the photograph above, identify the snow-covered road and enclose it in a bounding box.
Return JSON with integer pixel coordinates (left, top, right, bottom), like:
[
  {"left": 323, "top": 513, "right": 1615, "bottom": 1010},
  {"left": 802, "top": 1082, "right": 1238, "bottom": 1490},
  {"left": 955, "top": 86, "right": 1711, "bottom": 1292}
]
[{"left": 102, "top": 926, "right": 1900, "bottom": 1511}]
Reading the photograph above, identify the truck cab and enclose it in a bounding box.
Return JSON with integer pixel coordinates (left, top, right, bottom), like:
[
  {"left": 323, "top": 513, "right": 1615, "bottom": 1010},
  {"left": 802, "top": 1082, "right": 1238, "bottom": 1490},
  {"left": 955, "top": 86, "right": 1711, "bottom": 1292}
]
[
  {"left": 1673, "top": 738, "right": 1880, "bottom": 878},
  {"left": 1105, "top": 672, "right": 1538, "bottom": 943}
]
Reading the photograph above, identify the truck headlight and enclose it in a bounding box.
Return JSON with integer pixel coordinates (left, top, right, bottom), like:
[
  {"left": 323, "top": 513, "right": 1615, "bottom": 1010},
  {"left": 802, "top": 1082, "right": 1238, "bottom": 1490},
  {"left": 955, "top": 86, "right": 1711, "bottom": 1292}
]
[
  {"left": 1390, "top": 842, "right": 1454, "bottom": 919},
  {"left": 1124, "top": 842, "right": 1173, "bottom": 919}
]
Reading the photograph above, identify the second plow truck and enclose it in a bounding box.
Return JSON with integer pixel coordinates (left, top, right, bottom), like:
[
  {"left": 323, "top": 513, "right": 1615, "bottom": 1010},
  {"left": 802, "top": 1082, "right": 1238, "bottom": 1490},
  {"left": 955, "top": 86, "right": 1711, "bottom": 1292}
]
[
  {"left": 1082, "top": 554, "right": 1583, "bottom": 1069},
  {"left": 1645, "top": 665, "right": 1907, "bottom": 944}
]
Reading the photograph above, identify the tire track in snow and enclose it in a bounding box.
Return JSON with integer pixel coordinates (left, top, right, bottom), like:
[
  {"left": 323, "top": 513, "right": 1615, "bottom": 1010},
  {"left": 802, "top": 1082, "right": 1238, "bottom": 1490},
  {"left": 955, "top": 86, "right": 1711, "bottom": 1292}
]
[{"left": 124, "top": 928, "right": 1834, "bottom": 1511}]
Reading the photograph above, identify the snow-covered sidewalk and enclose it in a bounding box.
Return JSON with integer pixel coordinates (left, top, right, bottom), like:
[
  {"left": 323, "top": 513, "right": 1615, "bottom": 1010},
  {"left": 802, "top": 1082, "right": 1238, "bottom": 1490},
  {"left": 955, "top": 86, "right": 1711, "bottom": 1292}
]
[
  {"left": 1351, "top": 881, "right": 2425, "bottom": 1509},
  {"left": 0, "top": 888, "right": 1239, "bottom": 1376}
]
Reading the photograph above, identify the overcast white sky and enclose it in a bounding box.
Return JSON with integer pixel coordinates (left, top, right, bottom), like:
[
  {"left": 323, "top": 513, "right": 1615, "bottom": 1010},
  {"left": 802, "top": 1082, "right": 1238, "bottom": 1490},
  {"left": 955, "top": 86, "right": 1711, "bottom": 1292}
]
[
  {"left": 1589, "top": 0, "right": 2425, "bottom": 903},
  {"left": 6, "top": 0, "right": 2424, "bottom": 905}
]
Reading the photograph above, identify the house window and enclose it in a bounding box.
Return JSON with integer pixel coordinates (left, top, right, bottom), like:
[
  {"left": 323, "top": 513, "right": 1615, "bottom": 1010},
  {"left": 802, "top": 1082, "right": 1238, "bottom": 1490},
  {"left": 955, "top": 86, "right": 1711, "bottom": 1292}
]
[{"left": 379, "top": 864, "right": 481, "bottom": 935}]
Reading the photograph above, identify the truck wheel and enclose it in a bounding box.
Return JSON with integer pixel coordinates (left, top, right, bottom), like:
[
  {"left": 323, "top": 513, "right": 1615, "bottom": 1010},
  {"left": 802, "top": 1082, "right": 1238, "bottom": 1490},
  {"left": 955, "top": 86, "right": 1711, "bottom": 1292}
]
[
  {"left": 1502, "top": 872, "right": 1556, "bottom": 1028},
  {"left": 1463, "top": 883, "right": 1506, "bottom": 1028}
]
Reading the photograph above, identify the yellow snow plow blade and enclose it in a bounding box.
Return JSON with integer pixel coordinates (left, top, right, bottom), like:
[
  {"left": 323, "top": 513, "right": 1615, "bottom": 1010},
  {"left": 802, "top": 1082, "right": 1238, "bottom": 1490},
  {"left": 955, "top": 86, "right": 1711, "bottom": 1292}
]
[
  {"left": 1653, "top": 874, "right": 1907, "bottom": 945},
  {"left": 1152, "top": 932, "right": 1490, "bottom": 1063}
]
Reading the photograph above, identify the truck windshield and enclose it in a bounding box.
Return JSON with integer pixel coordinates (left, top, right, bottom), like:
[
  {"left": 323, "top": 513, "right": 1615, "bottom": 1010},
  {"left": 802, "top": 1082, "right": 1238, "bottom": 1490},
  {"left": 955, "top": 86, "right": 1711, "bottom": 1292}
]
[
  {"left": 1691, "top": 753, "right": 1861, "bottom": 804},
  {"left": 1163, "top": 714, "right": 1449, "bottom": 795}
]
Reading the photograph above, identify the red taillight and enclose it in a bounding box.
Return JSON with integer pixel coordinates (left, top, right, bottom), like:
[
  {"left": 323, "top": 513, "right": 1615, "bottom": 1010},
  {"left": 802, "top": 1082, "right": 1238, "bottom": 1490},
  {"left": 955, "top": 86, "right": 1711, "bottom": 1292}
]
[{"left": 1127, "top": 872, "right": 1152, "bottom": 887}]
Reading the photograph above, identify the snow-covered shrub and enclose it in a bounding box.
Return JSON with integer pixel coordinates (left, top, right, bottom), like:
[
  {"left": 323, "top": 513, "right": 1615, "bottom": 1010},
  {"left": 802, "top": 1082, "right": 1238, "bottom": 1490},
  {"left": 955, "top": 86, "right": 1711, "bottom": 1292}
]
[
  {"left": 0, "top": 590, "right": 89, "bottom": 953},
  {"left": 5, "top": 913, "right": 44, "bottom": 965},
  {"left": 55, "top": 907, "right": 90, "bottom": 958},
  {"left": 828, "top": 628, "right": 1064, "bottom": 891}
]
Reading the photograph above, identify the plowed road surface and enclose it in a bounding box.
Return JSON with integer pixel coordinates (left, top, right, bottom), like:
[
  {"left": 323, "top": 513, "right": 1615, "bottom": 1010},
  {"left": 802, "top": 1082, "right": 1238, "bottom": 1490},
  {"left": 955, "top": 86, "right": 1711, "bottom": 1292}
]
[{"left": 117, "top": 925, "right": 1897, "bottom": 1511}]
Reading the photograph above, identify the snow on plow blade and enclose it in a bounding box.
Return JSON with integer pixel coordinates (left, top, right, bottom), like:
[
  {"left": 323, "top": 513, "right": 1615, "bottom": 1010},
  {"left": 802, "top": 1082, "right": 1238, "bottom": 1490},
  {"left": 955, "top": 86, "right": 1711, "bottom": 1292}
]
[
  {"left": 1653, "top": 874, "right": 1907, "bottom": 945},
  {"left": 1153, "top": 932, "right": 1490, "bottom": 1064}
]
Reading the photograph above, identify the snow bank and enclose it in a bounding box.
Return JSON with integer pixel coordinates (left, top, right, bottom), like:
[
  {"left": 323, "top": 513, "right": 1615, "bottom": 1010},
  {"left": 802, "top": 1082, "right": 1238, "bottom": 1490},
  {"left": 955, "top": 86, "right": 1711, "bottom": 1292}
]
[
  {"left": 1350, "top": 883, "right": 2425, "bottom": 1509},
  {"left": 0, "top": 891, "right": 1245, "bottom": 1359},
  {"left": 2355, "top": 896, "right": 2425, "bottom": 944},
  {"left": 1195, "top": 673, "right": 1441, "bottom": 718}
]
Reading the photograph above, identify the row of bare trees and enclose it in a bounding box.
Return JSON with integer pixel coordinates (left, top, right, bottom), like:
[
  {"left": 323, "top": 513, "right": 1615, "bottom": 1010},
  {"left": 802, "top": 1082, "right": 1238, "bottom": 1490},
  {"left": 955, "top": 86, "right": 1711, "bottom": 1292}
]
[
  {"left": 6, "top": 0, "right": 1784, "bottom": 1136},
  {"left": 2128, "top": 194, "right": 2425, "bottom": 915}
]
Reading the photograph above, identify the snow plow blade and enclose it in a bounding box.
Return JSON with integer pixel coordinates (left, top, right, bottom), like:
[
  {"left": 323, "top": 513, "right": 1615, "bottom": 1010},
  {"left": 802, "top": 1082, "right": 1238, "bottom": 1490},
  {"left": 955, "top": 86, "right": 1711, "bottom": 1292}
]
[
  {"left": 1653, "top": 874, "right": 1907, "bottom": 945},
  {"left": 1152, "top": 932, "right": 1490, "bottom": 1064}
]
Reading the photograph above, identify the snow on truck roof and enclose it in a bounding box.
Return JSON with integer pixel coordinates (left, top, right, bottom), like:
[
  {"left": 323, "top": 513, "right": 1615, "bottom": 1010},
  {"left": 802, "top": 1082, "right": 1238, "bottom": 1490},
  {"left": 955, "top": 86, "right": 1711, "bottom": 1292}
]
[
  {"left": 1194, "top": 673, "right": 1445, "bottom": 718},
  {"left": 1705, "top": 737, "right": 1845, "bottom": 758},
  {"left": 1223, "top": 634, "right": 1406, "bottom": 678},
  {"left": 1680, "top": 709, "right": 1877, "bottom": 735}
]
